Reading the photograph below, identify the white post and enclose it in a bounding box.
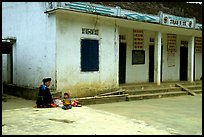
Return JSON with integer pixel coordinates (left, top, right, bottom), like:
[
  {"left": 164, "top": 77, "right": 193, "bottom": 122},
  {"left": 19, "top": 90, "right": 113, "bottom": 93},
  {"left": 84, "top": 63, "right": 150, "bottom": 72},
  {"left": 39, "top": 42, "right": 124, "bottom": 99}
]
[
  {"left": 155, "top": 31, "right": 162, "bottom": 85},
  {"left": 188, "top": 36, "right": 195, "bottom": 83}
]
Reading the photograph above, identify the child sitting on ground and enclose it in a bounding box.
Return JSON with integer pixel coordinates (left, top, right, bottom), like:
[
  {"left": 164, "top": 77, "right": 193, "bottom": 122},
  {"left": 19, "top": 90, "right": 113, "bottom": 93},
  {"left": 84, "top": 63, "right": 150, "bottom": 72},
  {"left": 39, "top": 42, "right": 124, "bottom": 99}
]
[
  {"left": 61, "top": 92, "right": 72, "bottom": 110},
  {"left": 61, "top": 91, "right": 81, "bottom": 110}
]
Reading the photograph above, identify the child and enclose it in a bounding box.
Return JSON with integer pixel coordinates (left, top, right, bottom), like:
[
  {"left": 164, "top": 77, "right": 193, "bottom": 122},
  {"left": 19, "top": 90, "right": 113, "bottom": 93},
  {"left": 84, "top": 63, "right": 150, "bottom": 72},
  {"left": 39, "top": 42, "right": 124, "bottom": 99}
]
[
  {"left": 36, "top": 78, "right": 56, "bottom": 108},
  {"left": 61, "top": 91, "right": 81, "bottom": 110},
  {"left": 61, "top": 92, "right": 72, "bottom": 110}
]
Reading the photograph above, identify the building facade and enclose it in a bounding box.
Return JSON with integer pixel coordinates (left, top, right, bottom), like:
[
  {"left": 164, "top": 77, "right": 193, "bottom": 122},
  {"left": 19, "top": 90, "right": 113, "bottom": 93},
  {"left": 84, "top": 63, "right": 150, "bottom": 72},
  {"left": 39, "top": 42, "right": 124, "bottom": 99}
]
[{"left": 2, "top": 2, "right": 202, "bottom": 97}]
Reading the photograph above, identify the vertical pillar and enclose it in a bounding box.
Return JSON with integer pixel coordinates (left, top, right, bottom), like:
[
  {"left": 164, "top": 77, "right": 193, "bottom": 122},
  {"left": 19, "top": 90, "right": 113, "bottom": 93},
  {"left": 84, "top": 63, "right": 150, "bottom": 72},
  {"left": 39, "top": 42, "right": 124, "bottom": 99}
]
[
  {"left": 1, "top": 53, "right": 2, "bottom": 95},
  {"left": 155, "top": 32, "right": 162, "bottom": 85},
  {"left": 188, "top": 36, "right": 195, "bottom": 83},
  {"left": 114, "top": 22, "right": 120, "bottom": 85}
]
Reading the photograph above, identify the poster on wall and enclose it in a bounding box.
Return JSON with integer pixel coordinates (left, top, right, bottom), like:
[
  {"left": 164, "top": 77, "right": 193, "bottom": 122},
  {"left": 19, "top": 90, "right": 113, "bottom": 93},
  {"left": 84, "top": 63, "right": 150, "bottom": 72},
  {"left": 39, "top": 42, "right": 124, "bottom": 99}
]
[
  {"left": 167, "top": 34, "right": 176, "bottom": 52},
  {"left": 167, "top": 52, "right": 175, "bottom": 67},
  {"left": 133, "top": 29, "right": 144, "bottom": 50},
  {"left": 195, "top": 37, "right": 202, "bottom": 53}
]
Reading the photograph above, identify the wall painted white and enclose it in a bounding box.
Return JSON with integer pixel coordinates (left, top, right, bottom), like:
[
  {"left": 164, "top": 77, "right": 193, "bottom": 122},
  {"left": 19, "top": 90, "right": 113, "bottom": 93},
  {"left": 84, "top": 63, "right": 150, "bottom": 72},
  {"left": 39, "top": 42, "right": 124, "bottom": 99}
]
[
  {"left": 195, "top": 52, "right": 202, "bottom": 80},
  {"left": 55, "top": 12, "right": 119, "bottom": 96},
  {"left": 119, "top": 27, "right": 149, "bottom": 83},
  {"left": 2, "top": 2, "right": 57, "bottom": 88}
]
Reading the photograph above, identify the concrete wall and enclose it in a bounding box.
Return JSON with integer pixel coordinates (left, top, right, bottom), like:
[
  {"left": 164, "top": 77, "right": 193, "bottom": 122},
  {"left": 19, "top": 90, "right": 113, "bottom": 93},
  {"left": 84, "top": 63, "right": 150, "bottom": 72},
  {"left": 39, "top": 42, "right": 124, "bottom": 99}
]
[
  {"left": 2, "top": 2, "right": 57, "bottom": 88},
  {"left": 56, "top": 12, "right": 119, "bottom": 97}
]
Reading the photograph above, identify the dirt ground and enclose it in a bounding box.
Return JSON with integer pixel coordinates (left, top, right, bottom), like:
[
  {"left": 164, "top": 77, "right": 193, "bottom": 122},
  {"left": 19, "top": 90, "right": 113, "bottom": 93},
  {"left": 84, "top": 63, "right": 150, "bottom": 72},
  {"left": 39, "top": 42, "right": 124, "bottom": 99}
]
[{"left": 2, "top": 94, "right": 202, "bottom": 135}]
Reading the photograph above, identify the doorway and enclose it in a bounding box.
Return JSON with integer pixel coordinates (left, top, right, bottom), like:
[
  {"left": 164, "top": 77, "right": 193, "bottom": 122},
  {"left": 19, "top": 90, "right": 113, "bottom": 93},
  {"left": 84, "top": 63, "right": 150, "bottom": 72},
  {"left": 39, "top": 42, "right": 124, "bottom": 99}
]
[
  {"left": 149, "top": 45, "right": 163, "bottom": 82},
  {"left": 180, "top": 47, "right": 188, "bottom": 81},
  {"left": 149, "top": 45, "right": 154, "bottom": 82},
  {"left": 119, "top": 43, "right": 126, "bottom": 84}
]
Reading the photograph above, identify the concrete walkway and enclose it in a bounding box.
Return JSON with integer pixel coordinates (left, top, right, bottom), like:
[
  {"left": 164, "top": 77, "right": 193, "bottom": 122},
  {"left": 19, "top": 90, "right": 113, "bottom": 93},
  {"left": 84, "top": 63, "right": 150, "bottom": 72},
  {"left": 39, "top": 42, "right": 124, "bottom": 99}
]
[
  {"left": 2, "top": 94, "right": 202, "bottom": 135},
  {"left": 88, "top": 94, "right": 202, "bottom": 135}
]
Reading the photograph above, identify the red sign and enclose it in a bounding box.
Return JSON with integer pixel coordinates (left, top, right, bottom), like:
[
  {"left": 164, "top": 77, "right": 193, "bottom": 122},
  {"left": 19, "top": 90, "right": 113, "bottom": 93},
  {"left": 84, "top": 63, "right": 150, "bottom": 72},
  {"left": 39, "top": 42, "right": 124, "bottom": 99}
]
[
  {"left": 133, "top": 29, "right": 143, "bottom": 50},
  {"left": 167, "top": 34, "right": 176, "bottom": 52},
  {"left": 195, "top": 37, "right": 202, "bottom": 53}
]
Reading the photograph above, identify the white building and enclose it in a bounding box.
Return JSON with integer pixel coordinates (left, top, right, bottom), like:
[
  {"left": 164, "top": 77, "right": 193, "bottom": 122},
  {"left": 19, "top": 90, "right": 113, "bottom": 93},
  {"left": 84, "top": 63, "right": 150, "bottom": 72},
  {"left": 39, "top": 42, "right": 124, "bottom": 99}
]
[{"left": 2, "top": 2, "right": 202, "bottom": 97}]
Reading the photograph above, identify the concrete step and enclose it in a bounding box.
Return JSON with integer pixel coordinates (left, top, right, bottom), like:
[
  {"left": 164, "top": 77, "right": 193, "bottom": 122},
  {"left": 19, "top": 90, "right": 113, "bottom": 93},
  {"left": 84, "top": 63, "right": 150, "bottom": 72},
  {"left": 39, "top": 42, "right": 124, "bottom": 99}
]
[
  {"left": 73, "top": 81, "right": 202, "bottom": 105},
  {"left": 179, "top": 81, "right": 202, "bottom": 86},
  {"left": 126, "top": 91, "right": 188, "bottom": 101},
  {"left": 125, "top": 87, "right": 181, "bottom": 95},
  {"left": 120, "top": 84, "right": 174, "bottom": 90},
  {"left": 120, "top": 81, "right": 202, "bottom": 90},
  {"left": 184, "top": 85, "right": 202, "bottom": 90},
  {"left": 75, "top": 94, "right": 128, "bottom": 105},
  {"left": 192, "top": 89, "right": 202, "bottom": 94},
  {"left": 99, "top": 90, "right": 125, "bottom": 96}
]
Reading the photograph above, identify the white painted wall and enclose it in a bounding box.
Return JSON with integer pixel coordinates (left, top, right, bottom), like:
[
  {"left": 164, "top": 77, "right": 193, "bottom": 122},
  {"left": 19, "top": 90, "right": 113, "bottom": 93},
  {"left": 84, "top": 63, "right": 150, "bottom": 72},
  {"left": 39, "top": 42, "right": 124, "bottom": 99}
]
[
  {"left": 162, "top": 33, "right": 180, "bottom": 81},
  {"left": 119, "top": 27, "right": 149, "bottom": 83},
  {"left": 118, "top": 27, "right": 202, "bottom": 83},
  {"left": 2, "top": 2, "right": 57, "bottom": 88},
  {"left": 195, "top": 52, "right": 202, "bottom": 80},
  {"left": 56, "top": 12, "right": 119, "bottom": 96}
]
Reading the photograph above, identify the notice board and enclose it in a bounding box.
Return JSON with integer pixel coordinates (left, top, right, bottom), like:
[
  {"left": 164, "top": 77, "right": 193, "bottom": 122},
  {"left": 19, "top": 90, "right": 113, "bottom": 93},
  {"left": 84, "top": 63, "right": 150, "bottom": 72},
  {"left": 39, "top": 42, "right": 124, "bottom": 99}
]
[{"left": 132, "top": 50, "right": 145, "bottom": 65}]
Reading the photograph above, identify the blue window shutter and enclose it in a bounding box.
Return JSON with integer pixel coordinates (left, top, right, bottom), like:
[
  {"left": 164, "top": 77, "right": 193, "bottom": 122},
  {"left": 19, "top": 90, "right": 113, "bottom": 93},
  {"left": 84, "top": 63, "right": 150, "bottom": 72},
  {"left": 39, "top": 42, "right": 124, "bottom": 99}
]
[{"left": 81, "top": 39, "right": 99, "bottom": 72}]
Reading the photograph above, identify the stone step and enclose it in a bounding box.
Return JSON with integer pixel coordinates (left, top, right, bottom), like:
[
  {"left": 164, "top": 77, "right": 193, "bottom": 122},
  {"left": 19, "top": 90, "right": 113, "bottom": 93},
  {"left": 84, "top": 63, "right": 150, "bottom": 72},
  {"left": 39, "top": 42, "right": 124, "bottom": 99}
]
[
  {"left": 126, "top": 91, "right": 188, "bottom": 101},
  {"left": 125, "top": 87, "right": 181, "bottom": 95}
]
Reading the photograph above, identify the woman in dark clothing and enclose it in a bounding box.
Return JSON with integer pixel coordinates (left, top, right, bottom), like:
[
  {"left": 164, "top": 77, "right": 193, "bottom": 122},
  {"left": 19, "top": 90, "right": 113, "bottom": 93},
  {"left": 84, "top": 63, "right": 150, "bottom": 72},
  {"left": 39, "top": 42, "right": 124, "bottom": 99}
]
[{"left": 36, "top": 78, "right": 56, "bottom": 108}]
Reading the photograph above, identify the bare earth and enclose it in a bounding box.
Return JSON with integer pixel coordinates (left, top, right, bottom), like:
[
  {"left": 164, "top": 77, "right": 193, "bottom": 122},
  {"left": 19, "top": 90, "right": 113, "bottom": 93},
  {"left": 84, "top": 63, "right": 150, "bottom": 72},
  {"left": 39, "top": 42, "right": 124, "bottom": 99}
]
[{"left": 2, "top": 94, "right": 202, "bottom": 135}]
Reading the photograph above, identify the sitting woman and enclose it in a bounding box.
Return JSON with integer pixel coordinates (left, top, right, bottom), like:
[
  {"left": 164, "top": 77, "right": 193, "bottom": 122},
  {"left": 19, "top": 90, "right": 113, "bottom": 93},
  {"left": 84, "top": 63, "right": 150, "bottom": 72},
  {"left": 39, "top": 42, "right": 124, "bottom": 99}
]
[{"left": 36, "top": 78, "right": 56, "bottom": 108}]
